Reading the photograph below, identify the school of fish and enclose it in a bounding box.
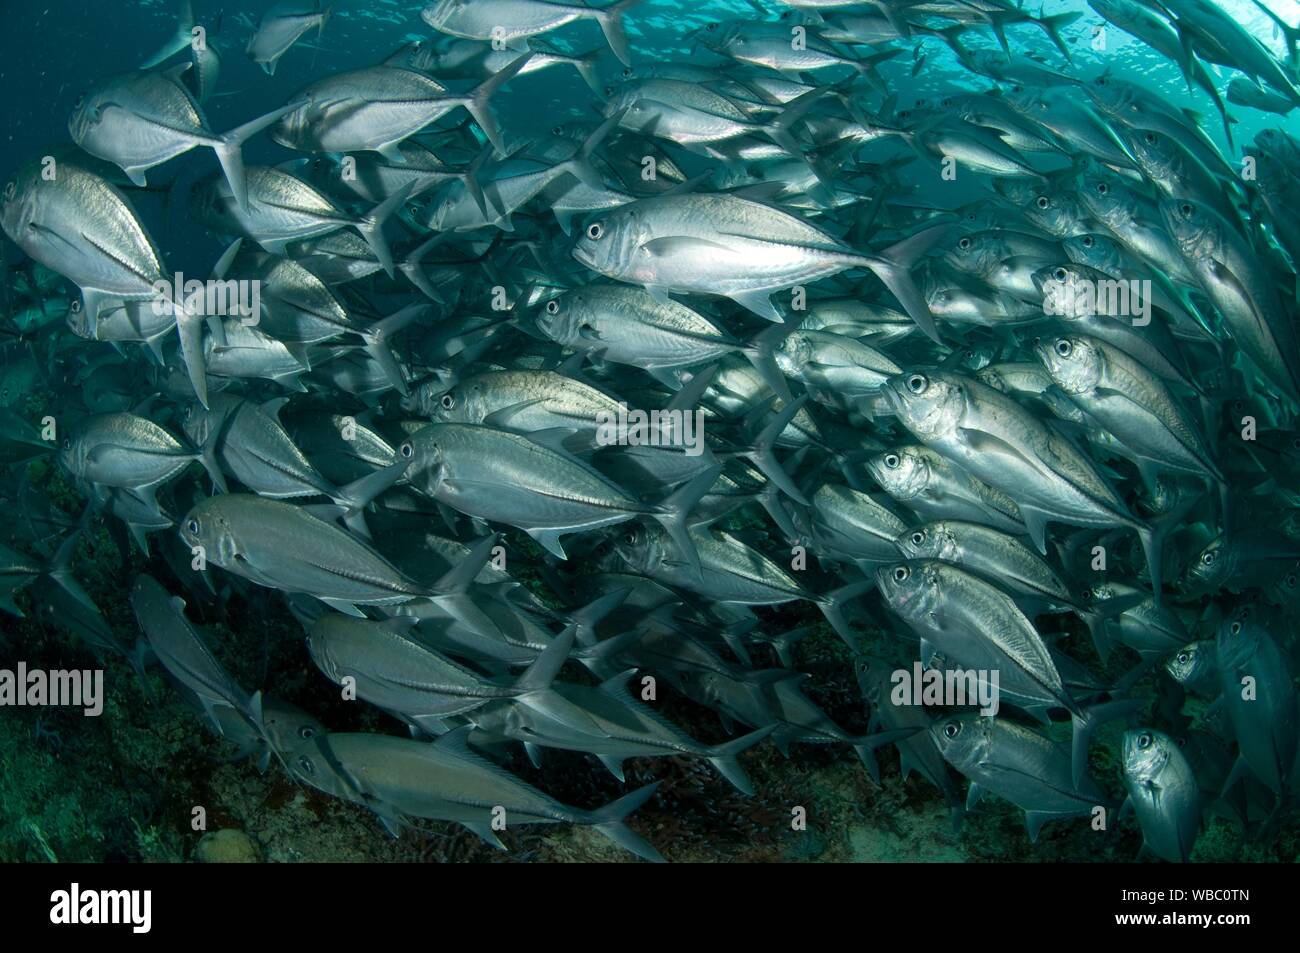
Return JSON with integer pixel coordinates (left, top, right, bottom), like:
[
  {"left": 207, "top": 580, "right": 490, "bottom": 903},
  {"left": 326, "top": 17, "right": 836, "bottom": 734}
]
[{"left": 2, "top": 0, "right": 1299, "bottom": 862}]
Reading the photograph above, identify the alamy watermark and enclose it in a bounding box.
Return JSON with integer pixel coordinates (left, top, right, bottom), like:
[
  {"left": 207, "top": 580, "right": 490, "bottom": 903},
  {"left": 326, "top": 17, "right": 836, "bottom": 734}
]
[
  {"left": 1043, "top": 276, "right": 1151, "bottom": 327},
  {"left": 890, "top": 662, "right": 1000, "bottom": 715},
  {"left": 151, "top": 272, "right": 260, "bottom": 323},
  {"left": 0, "top": 663, "right": 103, "bottom": 716},
  {"left": 595, "top": 403, "right": 706, "bottom": 457}
]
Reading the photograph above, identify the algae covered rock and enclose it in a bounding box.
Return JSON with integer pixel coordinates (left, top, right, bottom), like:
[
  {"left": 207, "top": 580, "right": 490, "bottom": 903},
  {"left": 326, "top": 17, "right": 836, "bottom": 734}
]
[{"left": 195, "top": 829, "right": 262, "bottom": 864}]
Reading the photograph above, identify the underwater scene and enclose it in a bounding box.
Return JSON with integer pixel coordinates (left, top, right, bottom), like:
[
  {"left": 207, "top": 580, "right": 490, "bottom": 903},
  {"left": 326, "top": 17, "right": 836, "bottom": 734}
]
[{"left": 0, "top": 0, "right": 1298, "bottom": 867}]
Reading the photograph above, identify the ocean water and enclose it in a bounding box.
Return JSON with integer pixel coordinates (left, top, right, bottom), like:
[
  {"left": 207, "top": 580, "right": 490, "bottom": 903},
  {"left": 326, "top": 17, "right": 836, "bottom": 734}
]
[
  {"left": 0, "top": 0, "right": 1294, "bottom": 269},
  {"left": 0, "top": 0, "right": 1298, "bottom": 865}
]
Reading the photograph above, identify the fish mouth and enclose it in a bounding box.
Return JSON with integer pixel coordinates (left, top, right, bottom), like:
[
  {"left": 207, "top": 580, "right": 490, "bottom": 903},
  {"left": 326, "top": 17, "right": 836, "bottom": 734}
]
[{"left": 878, "top": 377, "right": 907, "bottom": 416}]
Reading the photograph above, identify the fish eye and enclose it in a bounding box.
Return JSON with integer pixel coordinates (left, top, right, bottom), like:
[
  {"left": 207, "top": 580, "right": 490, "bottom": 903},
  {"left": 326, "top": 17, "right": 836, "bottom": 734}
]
[
  {"left": 893, "top": 565, "right": 909, "bottom": 582},
  {"left": 441, "top": 393, "right": 455, "bottom": 410},
  {"left": 1144, "top": 132, "right": 1157, "bottom": 145},
  {"left": 1095, "top": 182, "right": 1108, "bottom": 195},
  {"left": 1138, "top": 732, "right": 1152, "bottom": 748},
  {"left": 298, "top": 725, "right": 315, "bottom": 739},
  {"left": 1054, "top": 339, "right": 1072, "bottom": 357},
  {"left": 586, "top": 222, "right": 604, "bottom": 240},
  {"left": 1053, "top": 267, "right": 1067, "bottom": 281},
  {"left": 621, "top": 67, "right": 633, "bottom": 78},
  {"left": 957, "top": 237, "right": 971, "bottom": 250},
  {"left": 552, "top": 124, "right": 563, "bottom": 135},
  {"left": 624, "top": 531, "right": 637, "bottom": 544},
  {"left": 1202, "top": 550, "right": 1216, "bottom": 564},
  {"left": 2, "top": 181, "right": 14, "bottom": 201},
  {"left": 1036, "top": 196, "right": 1050, "bottom": 209},
  {"left": 1229, "top": 621, "right": 1242, "bottom": 635},
  {"left": 187, "top": 519, "right": 199, "bottom": 535},
  {"left": 1176, "top": 651, "right": 1189, "bottom": 663},
  {"left": 1082, "top": 235, "right": 1093, "bottom": 247},
  {"left": 884, "top": 453, "right": 900, "bottom": 469},
  {"left": 61, "top": 436, "right": 71, "bottom": 450},
  {"left": 706, "top": 22, "right": 717, "bottom": 30},
  {"left": 1292, "top": 438, "right": 1300, "bottom": 451},
  {"left": 943, "top": 721, "right": 961, "bottom": 739},
  {"left": 906, "top": 373, "right": 927, "bottom": 394},
  {"left": 1179, "top": 202, "right": 1193, "bottom": 217},
  {"left": 400, "top": 442, "right": 414, "bottom": 458},
  {"left": 545, "top": 299, "right": 560, "bottom": 315}
]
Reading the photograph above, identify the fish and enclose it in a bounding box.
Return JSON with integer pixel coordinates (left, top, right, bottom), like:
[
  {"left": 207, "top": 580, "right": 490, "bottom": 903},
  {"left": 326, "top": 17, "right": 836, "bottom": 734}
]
[
  {"left": 402, "top": 422, "right": 718, "bottom": 564},
  {"left": 130, "top": 573, "right": 257, "bottom": 734},
  {"left": 175, "top": 485, "right": 495, "bottom": 617},
  {"left": 421, "top": 0, "right": 644, "bottom": 67},
  {"left": 0, "top": 161, "right": 213, "bottom": 405},
  {"left": 571, "top": 192, "right": 948, "bottom": 337},
  {"left": 1216, "top": 616, "right": 1297, "bottom": 798},
  {"left": 932, "top": 713, "right": 1112, "bottom": 842},
  {"left": 1121, "top": 728, "right": 1201, "bottom": 863},
  {"left": 247, "top": 1, "right": 332, "bottom": 76},
  {"left": 69, "top": 66, "right": 294, "bottom": 210},
  {"left": 58, "top": 411, "right": 225, "bottom": 510},
  {"left": 271, "top": 55, "right": 529, "bottom": 158}
]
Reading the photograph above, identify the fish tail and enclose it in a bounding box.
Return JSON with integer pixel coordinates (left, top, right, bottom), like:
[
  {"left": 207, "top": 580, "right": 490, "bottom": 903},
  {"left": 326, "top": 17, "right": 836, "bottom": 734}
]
[
  {"left": 429, "top": 533, "right": 500, "bottom": 597},
  {"left": 567, "top": 587, "right": 631, "bottom": 646},
  {"left": 140, "top": 0, "right": 196, "bottom": 68},
  {"left": 214, "top": 101, "right": 301, "bottom": 213},
  {"left": 565, "top": 108, "right": 624, "bottom": 190},
  {"left": 361, "top": 301, "right": 429, "bottom": 398},
  {"left": 465, "top": 53, "right": 532, "bottom": 155},
  {"left": 589, "top": 0, "right": 644, "bottom": 67},
  {"left": 331, "top": 459, "right": 410, "bottom": 538},
  {"left": 764, "top": 86, "right": 828, "bottom": 161},
  {"left": 175, "top": 302, "right": 210, "bottom": 409},
  {"left": 740, "top": 317, "right": 797, "bottom": 403},
  {"left": 572, "top": 49, "right": 605, "bottom": 95},
  {"left": 850, "top": 725, "right": 922, "bottom": 770},
  {"left": 705, "top": 725, "right": 776, "bottom": 795},
  {"left": 651, "top": 463, "right": 722, "bottom": 578},
  {"left": 1036, "top": 11, "right": 1081, "bottom": 62},
  {"left": 1136, "top": 520, "right": 1164, "bottom": 609},
  {"left": 356, "top": 180, "right": 416, "bottom": 279},
  {"left": 848, "top": 48, "right": 902, "bottom": 94},
  {"left": 853, "top": 222, "right": 950, "bottom": 343},
  {"left": 588, "top": 781, "right": 664, "bottom": 862},
  {"left": 818, "top": 579, "right": 874, "bottom": 648},
  {"left": 1071, "top": 698, "right": 1143, "bottom": 790},
  {"left": 745, "top": 394, "right": 810, "bottom": 504}
]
